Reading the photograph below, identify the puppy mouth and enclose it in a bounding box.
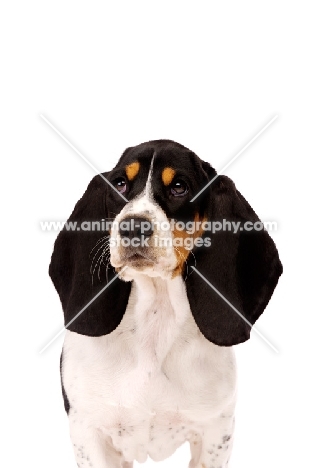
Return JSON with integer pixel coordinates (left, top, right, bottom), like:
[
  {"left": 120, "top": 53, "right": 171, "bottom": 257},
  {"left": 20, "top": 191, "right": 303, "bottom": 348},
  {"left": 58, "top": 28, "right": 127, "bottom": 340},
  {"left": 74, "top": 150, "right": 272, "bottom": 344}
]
[{"left": 119, "top": 249, "right": 155, "bottom": 268}]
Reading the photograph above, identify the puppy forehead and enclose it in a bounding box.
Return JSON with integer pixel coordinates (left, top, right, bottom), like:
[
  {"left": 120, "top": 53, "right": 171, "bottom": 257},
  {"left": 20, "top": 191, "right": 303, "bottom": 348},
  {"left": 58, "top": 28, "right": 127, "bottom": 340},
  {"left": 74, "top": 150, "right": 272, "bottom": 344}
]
[
  {"left": 153, "top": 151, "right": 197, "bottom": 176},
  {"left": 117, "top": 141, "right": 199, "bottom": 181}
]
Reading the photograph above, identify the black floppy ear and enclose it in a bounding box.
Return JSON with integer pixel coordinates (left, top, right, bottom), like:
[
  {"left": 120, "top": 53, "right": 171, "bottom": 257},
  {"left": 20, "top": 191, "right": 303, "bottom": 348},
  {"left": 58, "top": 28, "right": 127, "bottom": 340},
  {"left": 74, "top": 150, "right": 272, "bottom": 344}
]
[
  {"left": 49, "top": 174, "right": 131, "bottom": 336},
  {"left": 186, "top": 170, "right": 283, "bottom": 346}
]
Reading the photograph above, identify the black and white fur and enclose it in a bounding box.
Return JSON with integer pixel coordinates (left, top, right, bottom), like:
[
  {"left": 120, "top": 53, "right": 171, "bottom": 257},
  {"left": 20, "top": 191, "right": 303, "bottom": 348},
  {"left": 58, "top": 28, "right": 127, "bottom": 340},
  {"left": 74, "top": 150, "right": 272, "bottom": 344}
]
[{"left": 50, "top": 140, "right": 282, "bottom": 467}]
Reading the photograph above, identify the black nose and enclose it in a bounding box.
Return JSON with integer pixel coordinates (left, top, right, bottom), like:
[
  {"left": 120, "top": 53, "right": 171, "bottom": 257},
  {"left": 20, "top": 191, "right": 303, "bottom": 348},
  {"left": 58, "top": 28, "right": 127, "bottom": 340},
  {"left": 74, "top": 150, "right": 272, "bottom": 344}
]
[{"left": 119, "top": 217, "right": 153, "bottom": 239}]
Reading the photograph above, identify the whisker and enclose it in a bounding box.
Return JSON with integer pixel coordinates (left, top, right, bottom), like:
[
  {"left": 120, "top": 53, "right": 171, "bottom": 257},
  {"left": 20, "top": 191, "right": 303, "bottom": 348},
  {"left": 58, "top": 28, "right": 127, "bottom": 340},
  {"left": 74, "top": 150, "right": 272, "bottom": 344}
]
[
  {"left": 98, "top": 253, "right": 106, "bottom": 281},
  {"left": 90, "top": 240, "right": 111, "bottom": 283},
  {"left": 92, "top": 243, "right": 110, "bottom": 273},
  {"left": 92, "top": 252, "right": 105, "bottom": 284},
  {"left": 105, "top": 263, "right": 111, "bottom": 284},
  {"left": 89, "top": 235, "right": 110, "bottom": 256},
  {"left": 90, "top": 240, "right": 110, "bottom": 277},
  {"left": 90, "top": 243, "right": 106, "bottom": 275},
  {"left": 99, "top": 246, "right": 111, "bottom": 268}
]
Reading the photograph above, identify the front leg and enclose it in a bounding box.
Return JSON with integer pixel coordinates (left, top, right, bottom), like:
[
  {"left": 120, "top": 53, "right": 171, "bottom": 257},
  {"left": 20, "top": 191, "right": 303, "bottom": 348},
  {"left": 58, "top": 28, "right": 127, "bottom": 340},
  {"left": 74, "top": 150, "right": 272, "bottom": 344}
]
[
  {"left": 189, "top": 414, "right": 235, "bottom": 468},
  {"left": 70, "top": 418, "right": 132, "bottom": 468}
]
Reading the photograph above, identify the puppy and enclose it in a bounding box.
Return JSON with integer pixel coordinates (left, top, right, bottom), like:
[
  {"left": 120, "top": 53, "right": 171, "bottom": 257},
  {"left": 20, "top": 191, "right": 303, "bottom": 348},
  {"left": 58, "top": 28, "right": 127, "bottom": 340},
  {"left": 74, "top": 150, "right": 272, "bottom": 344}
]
[{"left": 50, "top": 139, "right": 282, "bottom": 467}]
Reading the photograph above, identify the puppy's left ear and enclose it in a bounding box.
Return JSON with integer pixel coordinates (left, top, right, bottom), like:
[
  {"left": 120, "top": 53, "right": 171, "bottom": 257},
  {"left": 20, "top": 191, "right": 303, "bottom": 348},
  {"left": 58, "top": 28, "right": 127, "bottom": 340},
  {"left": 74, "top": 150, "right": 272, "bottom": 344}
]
[
  {"left": 186, "top": 166, "right": 283, "bottom": 346},
  {"left": 49, "top": 174, "right": 131, "bottom": 336}
]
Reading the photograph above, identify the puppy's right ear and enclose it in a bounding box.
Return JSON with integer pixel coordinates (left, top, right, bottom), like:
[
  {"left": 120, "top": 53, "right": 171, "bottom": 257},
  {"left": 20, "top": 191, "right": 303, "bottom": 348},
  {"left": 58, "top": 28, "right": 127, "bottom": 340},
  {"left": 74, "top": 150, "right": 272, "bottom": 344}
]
[{"left": 49, "top": 174, "right": 131, "bottom": 336}]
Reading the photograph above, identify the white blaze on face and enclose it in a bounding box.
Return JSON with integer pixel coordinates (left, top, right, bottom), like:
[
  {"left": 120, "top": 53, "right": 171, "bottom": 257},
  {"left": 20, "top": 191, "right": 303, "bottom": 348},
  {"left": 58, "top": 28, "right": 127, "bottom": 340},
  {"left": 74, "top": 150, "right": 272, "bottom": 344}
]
[{"left": 110, "top": 154, "right": 178, "bottom": 280}]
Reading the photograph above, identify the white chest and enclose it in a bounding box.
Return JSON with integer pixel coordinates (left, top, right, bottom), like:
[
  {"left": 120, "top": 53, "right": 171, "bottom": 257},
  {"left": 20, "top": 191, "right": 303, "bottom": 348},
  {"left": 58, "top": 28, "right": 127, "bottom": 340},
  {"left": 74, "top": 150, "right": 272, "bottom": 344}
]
[{"left": 62, "top": 276, "right": 236, "bottom": 463}]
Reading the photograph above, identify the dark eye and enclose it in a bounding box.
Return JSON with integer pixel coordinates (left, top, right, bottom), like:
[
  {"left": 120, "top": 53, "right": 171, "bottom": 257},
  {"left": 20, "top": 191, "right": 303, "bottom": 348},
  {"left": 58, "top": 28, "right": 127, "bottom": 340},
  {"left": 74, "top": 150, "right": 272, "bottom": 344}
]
[
  {"left": 170, "top": 179, "right": 189, "bottom": 197},
  {"left": 114, "top": 177, "right": 127, "bottom": 194}
]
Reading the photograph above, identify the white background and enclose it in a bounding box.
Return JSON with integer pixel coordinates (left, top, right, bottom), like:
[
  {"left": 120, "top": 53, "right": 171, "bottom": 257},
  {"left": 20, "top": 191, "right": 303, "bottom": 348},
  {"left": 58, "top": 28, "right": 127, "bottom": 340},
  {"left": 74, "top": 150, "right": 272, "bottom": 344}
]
[{"left": 1, "top": 1, "right": 310, "bottom": 467}]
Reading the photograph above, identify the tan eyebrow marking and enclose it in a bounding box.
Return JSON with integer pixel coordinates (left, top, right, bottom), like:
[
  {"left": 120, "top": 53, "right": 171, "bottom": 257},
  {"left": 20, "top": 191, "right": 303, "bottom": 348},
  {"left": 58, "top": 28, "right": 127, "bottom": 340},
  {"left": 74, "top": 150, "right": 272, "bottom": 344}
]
[
  {"left": 125, "top": 161, "right": 140, "bottom": 181},
  {"left": 162, "top": 167, "right": 176, "bottom": 186}
]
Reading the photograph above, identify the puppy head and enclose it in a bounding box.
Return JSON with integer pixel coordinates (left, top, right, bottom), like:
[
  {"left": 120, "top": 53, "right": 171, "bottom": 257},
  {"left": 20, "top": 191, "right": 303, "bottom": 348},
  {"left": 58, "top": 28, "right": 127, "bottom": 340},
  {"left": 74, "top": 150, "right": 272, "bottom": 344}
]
[
  {"left": 49, "top": 139, "right": 282, "bottom": 345},
  {"left": 107, "top": 140, "right": 210, "bottom": 281}
]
